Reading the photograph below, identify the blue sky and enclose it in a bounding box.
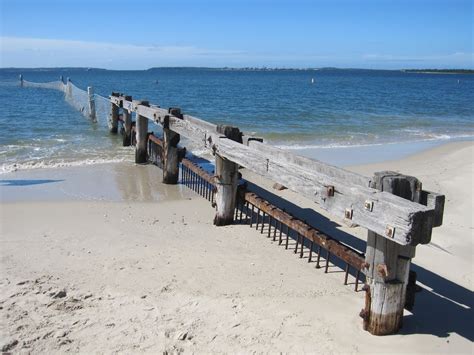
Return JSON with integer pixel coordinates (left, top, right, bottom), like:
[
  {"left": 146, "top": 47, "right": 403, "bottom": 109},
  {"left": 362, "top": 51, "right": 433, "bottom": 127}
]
[{"left": 1, "top": 0, "right": 472, "bottom": 69}]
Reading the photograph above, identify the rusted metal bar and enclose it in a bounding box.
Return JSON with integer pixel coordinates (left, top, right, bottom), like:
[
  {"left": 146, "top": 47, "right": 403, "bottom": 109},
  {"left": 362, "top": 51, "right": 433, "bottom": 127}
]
[
  {"left": 316, "top": 245, "right": 322, "bottom": 269},
  {"left": 240, "top": 190, "right": 365, "bottom": 270},
  {"left": 325, "top": 250, "right": 331, "bottom": 273},
  {"left": 300, "top": 234, "right": 304, "bottom": 258},
  {"left": 355, "top": 270, "right": 360, "bottom": 291},
  {"left": 344, "top": 264, "right": 350, "bottom": 285},
  {"left": 278, "top": 221, "right": 283, "bottom": 245},
  {"left": 178, "top": 158, "right": 367, "bottom": 293},
  {"left": 148, "top": 134, "right": 163, "bottom": 147}
]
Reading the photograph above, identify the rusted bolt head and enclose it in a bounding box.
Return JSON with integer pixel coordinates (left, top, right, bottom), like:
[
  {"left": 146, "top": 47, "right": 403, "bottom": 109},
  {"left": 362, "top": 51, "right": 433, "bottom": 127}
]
[
  {"left": 385, "top": 225, "right": 395, "bottom": 238},
  {"left": 344, "top": 208, "right": 353, "bottom": 220},
  {"left": 376, "top": 264, "right": 389, "bottom": 278},
  {"left": 364, "top": 200, "right": 373, "bottom": 211},
  {"left": 326, "top": 185, "right": 334, "bottom": 197}
]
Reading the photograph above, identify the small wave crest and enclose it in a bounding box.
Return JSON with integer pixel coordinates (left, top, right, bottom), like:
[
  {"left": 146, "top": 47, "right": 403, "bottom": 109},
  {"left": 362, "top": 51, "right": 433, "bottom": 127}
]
[
  {"left": 274, "top": 133, "right": 474, "bottom": 150},
  {"left": 1, "top": 157, "right": 129, "bottom": 175}
]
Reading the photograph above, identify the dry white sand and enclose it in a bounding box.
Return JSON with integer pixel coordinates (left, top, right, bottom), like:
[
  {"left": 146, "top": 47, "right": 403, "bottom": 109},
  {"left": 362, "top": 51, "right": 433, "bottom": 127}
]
[{"left": 0, "top": 141, "right": 472, "bottom": 353}]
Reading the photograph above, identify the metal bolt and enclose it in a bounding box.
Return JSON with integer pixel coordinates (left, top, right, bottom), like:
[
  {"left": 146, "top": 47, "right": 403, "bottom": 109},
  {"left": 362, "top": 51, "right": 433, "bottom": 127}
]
[
  {"left": 344, "top": 208, "right": 353, "bottom": 220},
  {"left": 364, "top": 200, "right": 374, "bottom": 211},
  {"left": 385, "top": 225, "right": 395, "bottom": 238},
  {"left": 326, "top": 185, "right": 334, "bottom": 197}
]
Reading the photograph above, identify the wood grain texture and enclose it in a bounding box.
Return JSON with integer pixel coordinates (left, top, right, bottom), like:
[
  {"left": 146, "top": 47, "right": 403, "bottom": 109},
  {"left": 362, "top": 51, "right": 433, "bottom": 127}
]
[{"left": 108, "top": 95, "right": 441, "bottom": 245}]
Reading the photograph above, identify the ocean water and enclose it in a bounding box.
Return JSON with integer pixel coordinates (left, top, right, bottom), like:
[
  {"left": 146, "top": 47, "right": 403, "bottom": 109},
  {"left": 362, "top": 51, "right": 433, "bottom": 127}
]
[{"left": 1, "top": 68, "right": 473, "bottom": 173}]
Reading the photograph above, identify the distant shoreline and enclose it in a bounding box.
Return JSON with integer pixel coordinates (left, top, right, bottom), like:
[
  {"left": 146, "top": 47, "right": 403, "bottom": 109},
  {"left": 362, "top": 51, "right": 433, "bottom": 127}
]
[
  {"left": 1, "top": 67, "right": 473, "bottom": 73},
  {"left": 402, "top": 69, "right": 474, "bottom": 75}
]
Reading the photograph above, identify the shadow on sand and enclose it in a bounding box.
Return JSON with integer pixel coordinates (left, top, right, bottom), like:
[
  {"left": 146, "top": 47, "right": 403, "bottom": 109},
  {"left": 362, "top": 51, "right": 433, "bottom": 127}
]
[
  {"left": 245, "top": 180, "right": 473, "bottom": 342},
  {"left": 0, "top": 179, "right": 64, "bottom": 187}
]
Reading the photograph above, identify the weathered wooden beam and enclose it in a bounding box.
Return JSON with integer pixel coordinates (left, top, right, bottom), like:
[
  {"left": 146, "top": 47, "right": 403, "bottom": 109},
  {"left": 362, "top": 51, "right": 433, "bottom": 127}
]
[
  {"left": 215, "top": 139, "right": 434, "bottom": 246},
  {"left": 362, "top": 171, "right": 421, "bottom": 335},
  {"left": 109, "top": 95, "right": 440, "bottom": 245},
  {"left": 421, "top": 190, "right": 445, "bottom": 229},
  {"left": 135, "top": 100, "right": 149, "bottom": 164}
]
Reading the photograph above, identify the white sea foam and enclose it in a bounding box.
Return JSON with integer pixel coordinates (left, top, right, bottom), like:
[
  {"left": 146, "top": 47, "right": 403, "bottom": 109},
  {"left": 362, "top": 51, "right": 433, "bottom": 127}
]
[
  {"left": 274, "top": 133, "right": 474, "bottom": 151},
  {"left": 0, "top": 157, "right": 129, "bottom": 175}
]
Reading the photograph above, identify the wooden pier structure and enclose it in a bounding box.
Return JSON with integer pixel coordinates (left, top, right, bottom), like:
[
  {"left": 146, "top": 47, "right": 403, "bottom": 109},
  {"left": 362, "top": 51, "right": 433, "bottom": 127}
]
[{"left": 21, "top": 77, "right": 445, "bottom": 336}]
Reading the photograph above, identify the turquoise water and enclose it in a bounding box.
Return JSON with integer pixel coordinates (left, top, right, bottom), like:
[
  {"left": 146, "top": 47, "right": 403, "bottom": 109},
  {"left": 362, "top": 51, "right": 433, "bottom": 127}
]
[{"left": 1, "top": 68, "right": 473, "bottom": 172}]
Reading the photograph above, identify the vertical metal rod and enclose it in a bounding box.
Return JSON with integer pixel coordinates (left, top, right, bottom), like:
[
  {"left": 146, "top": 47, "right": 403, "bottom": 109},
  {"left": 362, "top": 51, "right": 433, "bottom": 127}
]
[
  {"left": 278, "top": 221, "right": 283, "bottom": 245},
  {"left": 344, "top": 264, "right": 350, "bottom": 285},
  {"left": 256, "top": 209, "right": 260, "bottom": 230},
  {"left": 294, "top": 233, "right": 300, "bottom": 254},
  {"left": 300, "top": 235, "right": 304, "bottom": 258},
  {"left": 250, "top": 205, "right": 255, "bottom": 227},
  {"left": 355, "top": 271, "right": 360, "bottom": 291},
  {"left": 325, "top": 250, "right": 330, "bottom": 273},
  {"left": 308, "top": 241, "right": 313, "bottom": 263},
  {"left": 285, "top": 226, "right": 290, "bottom": 249},
  {"left": 273, "top": 219, "right": 277, "bottom": 241},
  {"left": 260, "top": 212, "right": 265, "bottom": 234},
  {"left": 316, "top": 246, "right": 322, "bottom": 268},
  {"left": 267, "top": 216, "right": 272, "bottom": 238},
  {"left": 239, "top": 201, "right": 244, "bottom": 223}
]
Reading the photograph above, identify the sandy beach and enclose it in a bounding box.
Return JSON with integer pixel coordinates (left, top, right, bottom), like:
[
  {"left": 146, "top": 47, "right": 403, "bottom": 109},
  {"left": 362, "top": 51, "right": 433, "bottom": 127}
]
[{"left": 1, "top": 141, "right": 472, "bottom": 353}]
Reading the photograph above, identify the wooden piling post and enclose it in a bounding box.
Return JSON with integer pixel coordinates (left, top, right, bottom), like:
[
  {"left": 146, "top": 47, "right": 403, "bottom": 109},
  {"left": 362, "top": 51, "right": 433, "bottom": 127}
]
[
  {"left": 19, "top": 74, "right": 23, "bottom": 87},
  {"left": 87, "top": 86, "right": 96, "bottom": 122},
  {"left": 109, "top": 93, "right": 120, "bottom": 134},
  {"left": 213, "top": 125, "right": 242, "bottom": 226},
  {"left": 66, "top": 77, "right": 72, "bottom": 97},
  {"left": 135, "top": 100, "right": 149, "bottom": 164},
  {"left": 122, "top": 95, "right": 133, "bottom": 146},
  {"left": 362, "top": 171, "right": 421, "bottom": 335},
  {"left": 162, "top": 108, "right": 182, "bottom": 184}
]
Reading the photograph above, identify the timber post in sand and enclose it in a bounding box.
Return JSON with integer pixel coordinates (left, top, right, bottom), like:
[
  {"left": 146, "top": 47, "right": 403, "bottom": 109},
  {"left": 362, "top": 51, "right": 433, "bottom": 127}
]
[
  {"left": 87, "top": 86, "right": 96, "bottom": 122},
  {"left": 162, "top": 107, "right": 182, "bottom": 184},
  {"left": 109, "top": 92, "right": 120, "bottom": 134},
  {"left": 213, "top": 125, "right": 243, "bottom": 226},
  {"left": 362, "top": 172, "right": 424, "bottom": 335},
  {"left": 122, "top": 95, "right": 133, "bottom": 146},
  {"left": 135, "top": 100, "right": 150, "bottom": 164}
]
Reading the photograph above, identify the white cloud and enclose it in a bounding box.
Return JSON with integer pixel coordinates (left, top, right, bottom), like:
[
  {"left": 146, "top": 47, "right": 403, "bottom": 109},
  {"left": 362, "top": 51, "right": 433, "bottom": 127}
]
[{"left": 0, "top": 36, "right": 247, "bottom": 69}]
